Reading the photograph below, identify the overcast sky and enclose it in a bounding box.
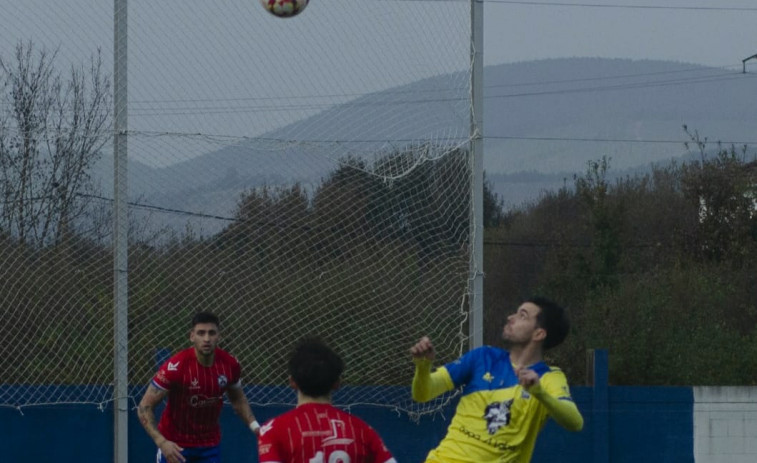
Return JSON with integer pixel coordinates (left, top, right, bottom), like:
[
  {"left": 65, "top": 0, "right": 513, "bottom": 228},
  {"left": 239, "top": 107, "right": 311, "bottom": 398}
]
[
  {"left": 485, "top": 0, "right": 757, "bottom": 69},
  {"left": 4, "top": 1, "right": 755, "bottom": 78},
  {"left": 2, "top": 0, "right": 757, "bottom": 167}
]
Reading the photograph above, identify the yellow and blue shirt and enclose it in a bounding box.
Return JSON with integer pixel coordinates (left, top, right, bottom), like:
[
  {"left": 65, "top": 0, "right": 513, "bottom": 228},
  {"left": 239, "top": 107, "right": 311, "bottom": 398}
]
[{"left": 414, "top": 346, "right": 581, "bottom": 463}]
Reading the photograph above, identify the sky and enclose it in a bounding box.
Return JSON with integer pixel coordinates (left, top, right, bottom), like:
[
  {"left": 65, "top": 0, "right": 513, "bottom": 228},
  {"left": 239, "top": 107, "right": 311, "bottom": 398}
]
[
  {"left": 2, "top": 0, "right": 757, "bottom": 168},
  {"left": 483, "top": 0, "right": 757, "bottom": 69}
]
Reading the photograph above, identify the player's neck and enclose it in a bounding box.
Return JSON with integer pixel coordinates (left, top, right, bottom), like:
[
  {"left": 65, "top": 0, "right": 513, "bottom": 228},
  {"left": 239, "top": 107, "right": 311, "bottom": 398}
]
[
  {"left": 507, "top": 343, "right": 543, "bottom": 369},
  {"left": 194, "top": 348, "right": 215, "bottom": 367},
  {"left": 296, "top": 391, "right": 332, "bottom": 406}
]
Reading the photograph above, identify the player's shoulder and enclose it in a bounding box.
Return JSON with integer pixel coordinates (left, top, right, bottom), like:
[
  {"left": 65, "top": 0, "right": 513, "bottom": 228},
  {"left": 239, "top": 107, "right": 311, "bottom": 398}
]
[
  {"left": 541, "top": 364, "right": 570, "bottom": 384},
  {"left": 448, "top": 345, "right": 507, "bottom": 368},
  {"left": 165, "top": 347, "right": 194, "bottom": 366},
  {"left": 261, "top": 407, "right": 300, "bottom": 432},
  {"left": 467, "top": 344, "right": 509, "bottom": 360},
  {"left": 214, "top": 348, "right": 240, "bottom": 365},
  {"left": 154, "top": 348, "right": 193, "bottom": 386}
]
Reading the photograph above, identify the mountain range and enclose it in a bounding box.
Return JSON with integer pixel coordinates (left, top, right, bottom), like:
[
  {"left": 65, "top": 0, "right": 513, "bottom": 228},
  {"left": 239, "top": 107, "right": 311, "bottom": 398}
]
[{"left": 114, "top": 57, "right": 757, "bottom": 232}]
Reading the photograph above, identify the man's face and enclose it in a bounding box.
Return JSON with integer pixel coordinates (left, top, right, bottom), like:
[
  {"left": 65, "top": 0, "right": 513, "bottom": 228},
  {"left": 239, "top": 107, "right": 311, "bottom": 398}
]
[
  {"left": 190, "top": 322, "right": 220, "bottom": 356},
  {"left": 502, "top": 302, "right": 544, "bottom": 346}
]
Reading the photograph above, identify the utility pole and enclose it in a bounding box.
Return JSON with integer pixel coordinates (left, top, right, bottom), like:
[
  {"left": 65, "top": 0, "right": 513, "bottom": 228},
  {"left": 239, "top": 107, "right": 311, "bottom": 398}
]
[{"left": 742, "top": 54, "right": 757, "bottom": 73}]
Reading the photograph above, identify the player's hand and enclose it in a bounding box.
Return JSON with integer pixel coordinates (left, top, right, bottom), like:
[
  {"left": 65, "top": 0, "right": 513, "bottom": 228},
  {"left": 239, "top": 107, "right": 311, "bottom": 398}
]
[
  {"left": 516, "top": 367, "right": 540, "bottom": 390},
  {"left": 250, "top": 420, "right": 261, "bottom": 437},
  {"left": 158, "top": 439, "right": 185, "bottom": 463},
  {"left": 410, "top": 336, "right": 435, "bottom": 361}
]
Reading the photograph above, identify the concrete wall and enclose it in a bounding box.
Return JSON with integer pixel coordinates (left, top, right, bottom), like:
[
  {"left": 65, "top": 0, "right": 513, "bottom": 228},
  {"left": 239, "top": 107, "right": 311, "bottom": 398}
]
[{"left": 694, "top": 386, "right": 757, "bottom": 462}]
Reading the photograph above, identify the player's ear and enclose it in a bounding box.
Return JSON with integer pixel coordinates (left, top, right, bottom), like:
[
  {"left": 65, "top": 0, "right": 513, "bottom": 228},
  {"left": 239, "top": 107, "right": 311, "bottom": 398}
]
[
  {"left": 331, "top": 378, "right": 341, "bottom": 391},
  {"left": 288, "top": 376, "right": 298, "bottom": 390},
  {"left": 533, "top": 327, "right": 546, "bottom": 343}
]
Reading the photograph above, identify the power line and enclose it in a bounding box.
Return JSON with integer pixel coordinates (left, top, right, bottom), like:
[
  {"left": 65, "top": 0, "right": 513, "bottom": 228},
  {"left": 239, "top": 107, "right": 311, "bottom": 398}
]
[
  {"left": 486, "top": 65, "right": 739, "bottom": 89},
  {"left": 483, "top": 1, "right": 757, "bottom": 12},
  {"left": 113, "top": 70, "right": 757, "bottom": 117},
  {"left": 79, "top": 193, "right": 239, "bottom": 222},
  {"left": 2, "top": 63, "right": 734, "bottom": 113},
  {"left": 3, "top": 64, "right": 744, "bottom": 118},
  {"left": 489, "top": 70, "right": 748, "bottom": 99},
  {"left": 486, "top": 135, "right": 757, "bottom": 146}
]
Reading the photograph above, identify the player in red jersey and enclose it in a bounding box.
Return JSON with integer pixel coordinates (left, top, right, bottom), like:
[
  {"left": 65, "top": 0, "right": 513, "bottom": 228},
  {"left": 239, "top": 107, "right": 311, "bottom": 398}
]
[
  {"left": 258, "top": 337, "right": 397, "bottom": 463},
  {"left": 137, "top": 312, "right": 260, "bottom": 463}
]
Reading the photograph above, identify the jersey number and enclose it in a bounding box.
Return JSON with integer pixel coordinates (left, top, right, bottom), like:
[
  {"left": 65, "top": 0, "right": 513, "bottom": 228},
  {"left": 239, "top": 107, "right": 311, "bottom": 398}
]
[{"left": 308, "top": 450, "right": 350, "bottom": 463}]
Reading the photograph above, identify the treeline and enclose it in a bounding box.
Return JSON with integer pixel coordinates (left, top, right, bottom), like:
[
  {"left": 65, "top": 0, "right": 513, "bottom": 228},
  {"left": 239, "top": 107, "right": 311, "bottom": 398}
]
[
  {"left": 484, "top": 146, "right": 757, "bottom": 386},
  {"left": 3, "top": 140, "right": 756, "bottom": 388},
  {"left": 1, "top": 147, "right": 473, "bottom": 388},
  {"left": 4, "top": 44, "right": 757, "bottom": 390}
]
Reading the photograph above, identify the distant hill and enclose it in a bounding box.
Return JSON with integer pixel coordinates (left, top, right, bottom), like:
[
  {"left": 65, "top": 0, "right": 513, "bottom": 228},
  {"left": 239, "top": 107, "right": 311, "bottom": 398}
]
[{"left": 110, "top": 58, "right": 757, "bottom": 229}]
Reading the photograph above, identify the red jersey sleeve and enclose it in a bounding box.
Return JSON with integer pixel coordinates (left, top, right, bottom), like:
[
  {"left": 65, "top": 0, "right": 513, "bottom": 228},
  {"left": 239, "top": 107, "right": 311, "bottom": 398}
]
[
  {"left": 365, "top": 425, "right": 396, "bottom": 463},
  {"left": 229, "top": 354, "right": 242, "bottom": 388},
  {"left": 257, "top": 417, "right": 284, "bottom": 463},
  {"left": 152, "top": 353, "right": 183, "bottom": 390}
]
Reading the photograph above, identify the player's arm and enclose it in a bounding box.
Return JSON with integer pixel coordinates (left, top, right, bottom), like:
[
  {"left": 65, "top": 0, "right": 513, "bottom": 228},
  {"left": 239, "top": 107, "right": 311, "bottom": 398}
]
[
  {"left": 410, "top": 336, "right": 454, "bottom": 402},
  {"left": 518, "top": 370, "right": 583, "bottom": 431},
  {"left": 365, "top": 424, "right": 398, "bottom": 463},
  {"left": 137, "top": 384, "right": 186, "bottom": 463},
  {"left": 257, "top": 418, "right": 283, "bottom": 463},
  {"left": 227, "top": 385, "right": 260, "bottom": 436}
]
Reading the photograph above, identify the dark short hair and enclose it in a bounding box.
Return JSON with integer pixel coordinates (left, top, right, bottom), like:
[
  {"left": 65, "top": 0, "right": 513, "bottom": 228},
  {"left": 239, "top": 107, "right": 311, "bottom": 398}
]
[
  {"left": 288, "top": 337, "right": 344, "bottom": 397},
  {"left": 527, "top": 297, "right": 569, "bottom": 350},
  {"left": 191, "top": 311, "right": 220, "bottom": 328}
]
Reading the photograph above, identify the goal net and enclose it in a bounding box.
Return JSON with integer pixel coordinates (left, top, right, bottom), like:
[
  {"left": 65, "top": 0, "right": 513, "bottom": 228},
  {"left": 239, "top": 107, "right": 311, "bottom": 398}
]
[{"left": 0, "top": 0, "right": 475, "bottom": 417}]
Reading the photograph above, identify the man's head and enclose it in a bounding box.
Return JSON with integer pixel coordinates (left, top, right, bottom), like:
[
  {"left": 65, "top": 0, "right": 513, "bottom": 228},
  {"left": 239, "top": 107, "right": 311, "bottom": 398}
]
[
  {"left": 192, "top": 311, "right": 220, "bottom": 328},
  {"left": 190, "top": 311, "right": 220, "bottom": 357},
  {"left": 529, "top": 297, "right": 569, "bottom": 350},
  {"left": 502, "top": 297, "right": 569, "bottom": 351},
  {"left": 288, "top": 337, "right": 344, "bottom": 398}
]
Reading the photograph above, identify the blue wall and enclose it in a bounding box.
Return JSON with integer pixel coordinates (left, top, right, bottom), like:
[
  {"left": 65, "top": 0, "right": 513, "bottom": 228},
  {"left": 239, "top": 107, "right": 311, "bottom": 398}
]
[{"left": 0, "top": 385, "right": 693, "bottom": 462}]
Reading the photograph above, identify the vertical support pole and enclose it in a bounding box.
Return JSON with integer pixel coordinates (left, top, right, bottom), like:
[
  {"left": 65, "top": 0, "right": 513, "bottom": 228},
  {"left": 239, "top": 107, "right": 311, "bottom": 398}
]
[
  {"left": 113, "top": 0, "right": 129, "bottom": 462},
  {"left": 469, "top": 0, "right": 484, "bottom": 349},
  {"left": 588, "top": 349, "right": 609, "bottom": 463}
]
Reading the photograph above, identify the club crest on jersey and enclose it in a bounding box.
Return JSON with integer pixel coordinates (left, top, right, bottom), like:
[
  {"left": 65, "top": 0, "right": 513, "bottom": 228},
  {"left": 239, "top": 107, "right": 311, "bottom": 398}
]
[
  {"left": 218, "top": 374, "right": 228, "bottom": 387},
  {"left": 484, "top": 398, "right": 514, "bottom": 435},
  {"left": 190, "top": 378, "right": 200, "bottom": 390}
]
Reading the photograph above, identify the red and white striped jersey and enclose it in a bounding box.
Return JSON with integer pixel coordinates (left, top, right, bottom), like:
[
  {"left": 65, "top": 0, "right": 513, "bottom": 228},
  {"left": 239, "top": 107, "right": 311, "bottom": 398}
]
[
  {"left": 152, "top": 347, "right": 242, "bottom": 447},
  {"left": 258, "top": 402, "right": 396, "bottom": 463}
]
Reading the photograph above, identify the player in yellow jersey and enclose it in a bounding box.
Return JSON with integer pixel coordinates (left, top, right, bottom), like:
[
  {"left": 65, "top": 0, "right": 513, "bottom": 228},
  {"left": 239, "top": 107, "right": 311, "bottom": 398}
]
[{"left": 410, "top": 297, "right": 583, "bottom": 463}]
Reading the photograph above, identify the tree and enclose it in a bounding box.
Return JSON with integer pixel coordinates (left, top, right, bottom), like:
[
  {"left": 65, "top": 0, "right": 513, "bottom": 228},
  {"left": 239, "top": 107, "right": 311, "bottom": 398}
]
[
  {"left": 0, "top": 42, "right": 111, "bottom": 246},
  {"left": 483, "top": 172, "right": 506, "bottom": 227}
]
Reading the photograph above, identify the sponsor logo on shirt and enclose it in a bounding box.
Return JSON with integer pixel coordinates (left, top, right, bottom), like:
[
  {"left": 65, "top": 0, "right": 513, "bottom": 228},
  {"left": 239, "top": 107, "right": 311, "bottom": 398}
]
[
  {"left": 459, "top": 424, "right": 517, "bottom": 451},
  {"left": 190, "top": 378, "right": 200, "bottom": 390},
  {"left": 167, "top": 361, "right": 180, "bottom": 371},
  {"left": 483, "top": 398, "right": 514, "bottom": 435},
  {"left": 190, "top": 394, "right": 220, "bottom": 408},
  {"left": 259, "top": 420, "right": 274, "bottom": 436},
  {"left": 258, "top": 443, "right": 272, "bottom": 453}
]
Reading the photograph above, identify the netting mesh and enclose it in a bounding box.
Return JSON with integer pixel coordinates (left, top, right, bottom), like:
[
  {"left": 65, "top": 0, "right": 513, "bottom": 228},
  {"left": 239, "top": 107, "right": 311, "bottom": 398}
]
[{"left": 0, "top": 0, "right": 474, "bottom": 416}]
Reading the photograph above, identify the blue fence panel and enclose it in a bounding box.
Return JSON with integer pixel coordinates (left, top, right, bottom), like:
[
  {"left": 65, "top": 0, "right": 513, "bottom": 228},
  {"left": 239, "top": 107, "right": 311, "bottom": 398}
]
[{"left": 1, "top": 383, "right": 694, "bottom": 462}]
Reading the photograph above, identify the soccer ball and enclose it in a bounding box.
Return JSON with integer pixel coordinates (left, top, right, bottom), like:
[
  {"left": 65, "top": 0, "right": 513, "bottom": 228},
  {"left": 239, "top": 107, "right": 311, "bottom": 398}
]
[{"left": 261, "top": 0, "right": 309, "bottom": 18}]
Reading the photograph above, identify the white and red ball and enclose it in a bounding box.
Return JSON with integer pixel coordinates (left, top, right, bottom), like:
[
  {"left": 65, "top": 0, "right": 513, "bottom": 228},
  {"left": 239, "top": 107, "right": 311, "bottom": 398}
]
[{"left": 261, "top": 0, "right": 309, "bottom": 18}]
